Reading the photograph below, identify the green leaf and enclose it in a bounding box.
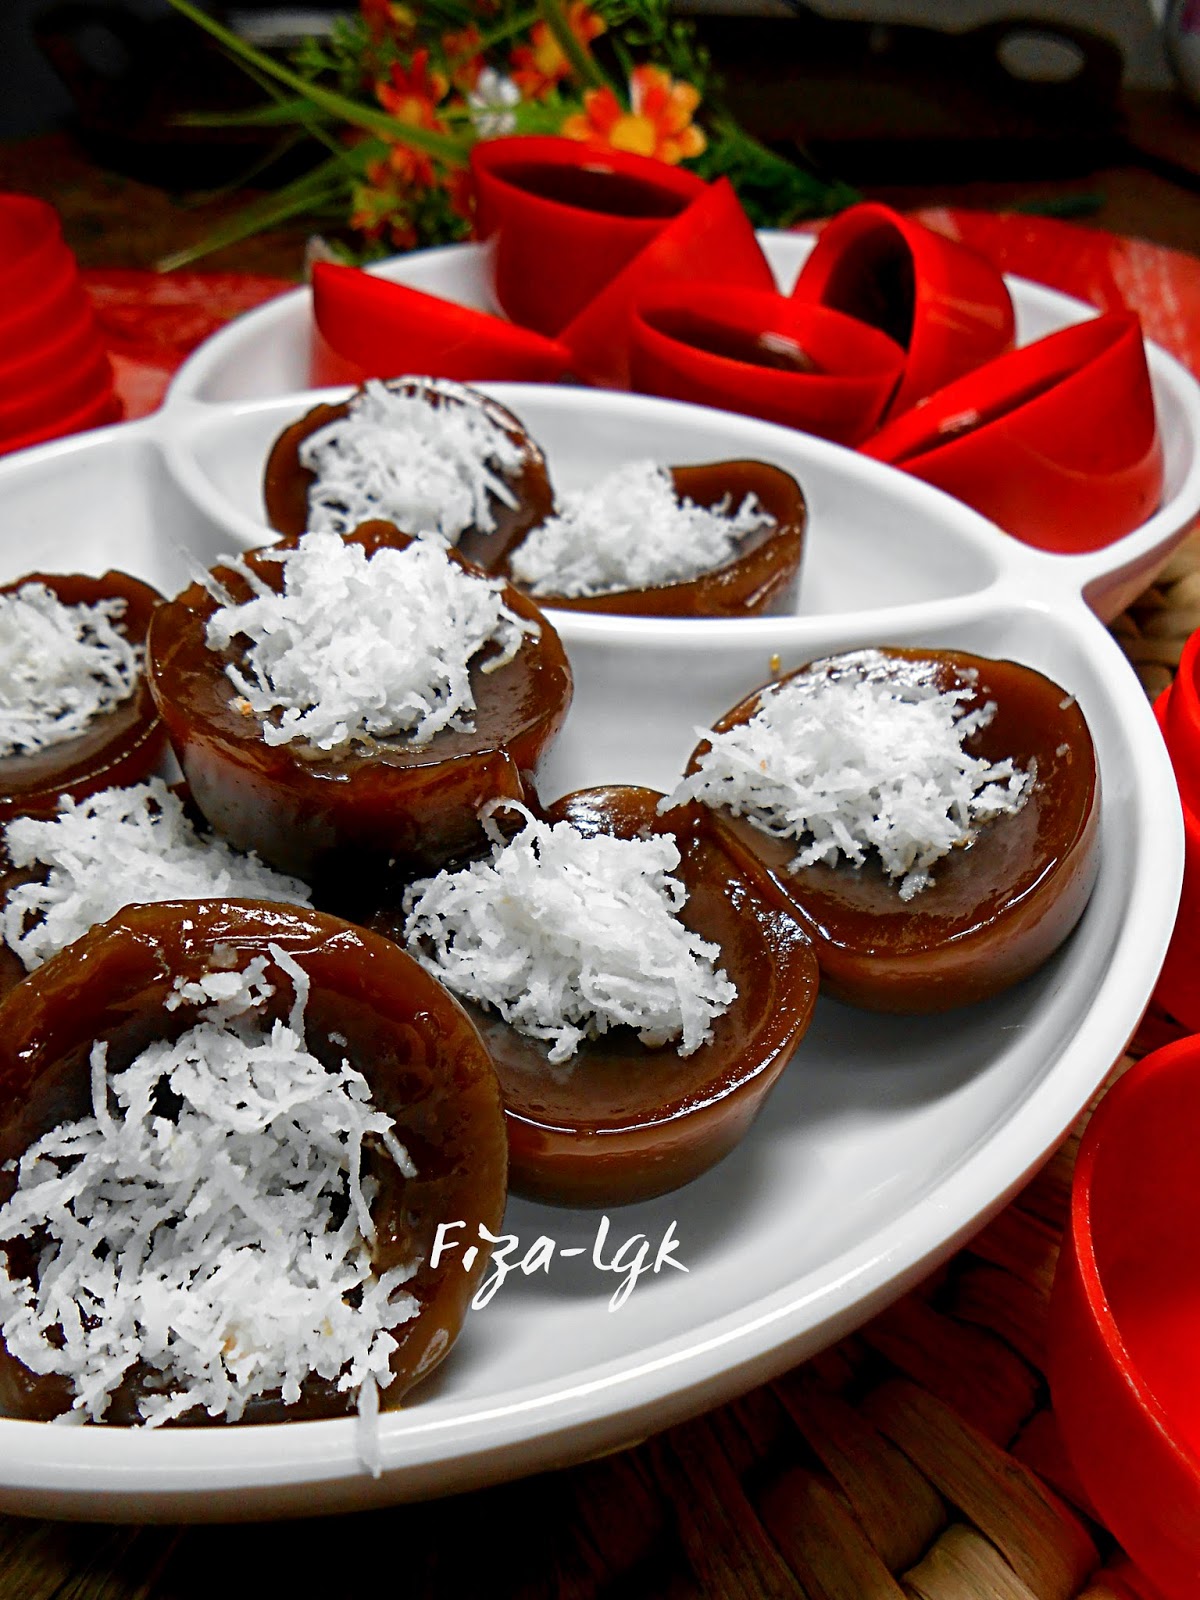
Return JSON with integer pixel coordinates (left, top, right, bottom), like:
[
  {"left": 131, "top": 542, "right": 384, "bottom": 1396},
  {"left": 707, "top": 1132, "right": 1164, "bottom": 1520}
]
[
  {"left": 164, "top": 0, "right": 471, "bottom": 162},
  {"left": 511, "top": 87, "right": 583, "bottom": 134},
  {"left": 175, "top": 97, "right": 333, "bottom": 129},
  {"left": 696, "top": 118, "right": 858, "bottom": 227},
  {"left": 476, "top": 7, "right": 541, "bottom": 53},
  {"left": 155, "top": 156, "right": 352, "bottom": 271},
  {"left": 536, "top": 0, "right": 612, "bottom": 90},
  {"left": 1013, "top": 191, "right": 1104, "bottom": 219}
]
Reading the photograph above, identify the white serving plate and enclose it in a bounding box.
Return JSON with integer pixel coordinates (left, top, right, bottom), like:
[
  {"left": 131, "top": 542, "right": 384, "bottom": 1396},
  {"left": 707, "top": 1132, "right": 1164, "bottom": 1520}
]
[{"left": 0, "top": 252, "right": 1192, "bottom": 1520}]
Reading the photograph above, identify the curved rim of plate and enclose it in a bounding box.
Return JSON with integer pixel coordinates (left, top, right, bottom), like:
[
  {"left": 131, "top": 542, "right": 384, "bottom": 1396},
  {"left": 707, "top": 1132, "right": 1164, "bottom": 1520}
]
[
  {"left": 156, "top": 377, "right": 1028, "bottom": 631},
  {"left": 0, "top": 410, "right": 1180, "bottom": 1511}
]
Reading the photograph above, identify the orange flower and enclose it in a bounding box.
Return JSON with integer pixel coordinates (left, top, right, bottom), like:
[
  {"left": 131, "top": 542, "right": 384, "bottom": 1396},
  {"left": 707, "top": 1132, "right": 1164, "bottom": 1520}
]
[
  {"left": 374, "top": 51, "right": 448, "bottom": 187},
  {"left": 562, "top": 64, "right": 706, "bottom": 163},
  {"left": 384, "top": 140, "right": 433, "bottom": 190},
  {"left": 351, "top": 157, "right": 418, "bottom": 250},
  {"left": 511, "top": 3, "right": 606, "bottom": 98},
  {"left": 360, "top": 0, "right": 415, "bottom": 41},
  {"left": 443, "top": 25, "right": 485, "bottom": 93},
  {"left": 377, "top": 50, "right": 448, "bottom": 123}
]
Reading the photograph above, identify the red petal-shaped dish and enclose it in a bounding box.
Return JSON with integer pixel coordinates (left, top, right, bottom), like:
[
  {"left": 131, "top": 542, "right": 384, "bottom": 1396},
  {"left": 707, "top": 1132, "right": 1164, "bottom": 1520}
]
[
  {"left": 863, "top": 313, "right": 1162, "bottom": 555},
  {"left": 309, "top": 264, "right": 573, "bottom": 388}
]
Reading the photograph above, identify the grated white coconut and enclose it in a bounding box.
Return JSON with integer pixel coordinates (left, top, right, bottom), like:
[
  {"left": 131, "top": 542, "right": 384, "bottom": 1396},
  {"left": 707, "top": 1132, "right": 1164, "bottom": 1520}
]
[
  {"left": 402, "top": 802, "right": 736, "bottom": 1064},
  {"left": 507, "top": 460, "right": 775, "bottom": 598},
  {"left": 205, "top": 530, "right": 538, "bottom": 752},
  {"left": 1, "top": 779, "right": 312, "bottom": 972},
  {"left": 664, "top": 649, "right": 1034, "bottom": 901},
  {"left": 0, "top": 582, "right": 141, "bottom": 759},
  {"left": 0, "top": 947, "right": 419, "bottom": 1427},
  {"left": 299, "top": 377, "right": 527, "bottom": 541}
]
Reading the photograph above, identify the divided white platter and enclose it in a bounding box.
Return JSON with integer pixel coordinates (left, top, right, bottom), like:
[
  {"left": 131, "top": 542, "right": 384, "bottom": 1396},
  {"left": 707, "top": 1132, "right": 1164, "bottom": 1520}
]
[{"left": 0, "top": 245, "right": 1193, "bottom": 1520}]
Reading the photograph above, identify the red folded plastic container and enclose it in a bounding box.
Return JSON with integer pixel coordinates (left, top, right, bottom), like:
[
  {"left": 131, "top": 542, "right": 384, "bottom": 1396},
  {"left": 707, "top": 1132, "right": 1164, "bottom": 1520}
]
[
  {"left": 309, "top": 263, "right": 573, "bottom": 387},
  {"left": 792, "top": 201, "right": 1014, "bottom": 418},
  {"left": 629, "top": 282, "right": 905, "bottom": 444},
  {"left": 560, "top": 178, "right": 776, "bottom": 391},
  {"left": 470, "top": 134, "right": 706, "bottom": 338},
  {"left": 862, "top": 313, "right": 1162, "bottom": 554}
]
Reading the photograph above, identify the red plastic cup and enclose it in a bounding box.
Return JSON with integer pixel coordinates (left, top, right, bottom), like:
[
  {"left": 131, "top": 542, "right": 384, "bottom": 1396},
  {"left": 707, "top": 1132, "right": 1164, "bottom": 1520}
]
[
  {"left": 792, "top": 201, "right": 1014, "bottom": 418},
  {"left": 629, "top": 283, "right": 905, "bottom": 444},
  {"left": 1051, "top": 1035, "right": 1200, "bottom": 1600},
  {"left": 470, "top": 134, "right": 707, "bottom": 337},
  {"left": 1153, "top": 628, "right": 1200, "bottom": 1032},
  {"left": 861, "top": 313, "right": 1163, "bottom": 554},
  {"left": 560, "top": 177, "right": 776, "bottom": 390},
  {"left": 308, "top": 262, "right": 573, "bottom": 387}
]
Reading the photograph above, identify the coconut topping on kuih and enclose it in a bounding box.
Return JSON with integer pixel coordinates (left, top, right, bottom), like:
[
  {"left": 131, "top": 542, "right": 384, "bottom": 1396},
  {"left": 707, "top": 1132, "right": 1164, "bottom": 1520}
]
[
  {"left": 0, "top": 947, "right": 418, "bottom": 1426},
  {"left": 507, "top": 459, "right": 775, "bottom": 598},
  {"left": 299, "top": 378, "right": 528, "bottom": 543},
  {"left": 0, "top": 582, "right": 141, "bottom": 759},
  {"left": 402, "top": 801, "right": 736, "bottom": 1064},
  {"left": 667, "top": 649, "right": 1033, "bottom": 901},
  {"left": 1, "top": 779, "right": 311, "bottom": 973},
  {"left": 205, "top": 530, "right": 538, "bottom": 752}
]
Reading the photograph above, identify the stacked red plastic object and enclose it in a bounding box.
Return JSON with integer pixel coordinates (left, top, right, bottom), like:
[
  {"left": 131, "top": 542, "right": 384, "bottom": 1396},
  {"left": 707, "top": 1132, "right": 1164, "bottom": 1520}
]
[
  {"left": 1154, "top": 628, "right": 1200, "bottom": 1033},
  {"left": 0, "top": 194, "right": 120, "bottom": 455}
]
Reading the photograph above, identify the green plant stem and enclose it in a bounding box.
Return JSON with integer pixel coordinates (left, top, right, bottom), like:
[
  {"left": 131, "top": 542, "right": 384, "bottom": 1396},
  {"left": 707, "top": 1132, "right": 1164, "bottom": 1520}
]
[
  {"left": 476, "top": 8, "right": 541, "bottom": 55},
  {"left": 155, "top": 155, "right": 352, "bottom": 271},
  {"left": 178, "top": 98, "right": 335, "bottom": 128},
  {"left": 165, "top": 0, "right": 471, "bottom": 162},
  {"left": 536, "top": 0, "right": 610, "bottom": 90}
]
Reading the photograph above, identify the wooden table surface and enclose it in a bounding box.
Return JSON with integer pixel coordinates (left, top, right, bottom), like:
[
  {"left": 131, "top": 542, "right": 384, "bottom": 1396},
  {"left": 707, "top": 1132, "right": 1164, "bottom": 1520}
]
[{"left": 0, "top": 82, "right": 1198, "bottom": 1600}]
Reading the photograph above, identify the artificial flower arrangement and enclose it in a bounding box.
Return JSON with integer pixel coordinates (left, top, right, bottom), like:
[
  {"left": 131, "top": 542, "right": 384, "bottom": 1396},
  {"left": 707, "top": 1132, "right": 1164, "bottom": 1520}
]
[{"left": 165, "top": 0, "right": 856, "bottom": 266}]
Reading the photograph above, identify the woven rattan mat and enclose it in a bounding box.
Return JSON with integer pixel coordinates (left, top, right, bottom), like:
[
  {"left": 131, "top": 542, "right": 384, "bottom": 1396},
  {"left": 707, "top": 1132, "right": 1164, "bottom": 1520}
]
[{"left": 0, "top": 540, "right": 1190, "bottom": 1599}]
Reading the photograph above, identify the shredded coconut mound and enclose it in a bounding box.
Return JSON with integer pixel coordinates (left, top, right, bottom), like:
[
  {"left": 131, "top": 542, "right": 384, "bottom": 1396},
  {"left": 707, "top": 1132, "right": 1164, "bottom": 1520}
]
[
  {"left": 402, "top": 802, "right": 736, "bottom": 1064},
  {"left": 665, "top": 649, "right": 1034, "bottom": 901},
  {"left": 508, "top": 460, "right": 775, "bottom": 598},
  {"left": 1, "top": 779, "right": 312, "bottom": 972},
  {"left": 299, "top": 377, "right": 527, "bottom": 541},
  {"left": 0, "top": 949, "right": 419, "bottom": 1426},
  {"left": 205, "top": 530, "right": 539, "bottom": 752},
  {"left": 0, "top": 582, "right": 141, "bottom": 758}
]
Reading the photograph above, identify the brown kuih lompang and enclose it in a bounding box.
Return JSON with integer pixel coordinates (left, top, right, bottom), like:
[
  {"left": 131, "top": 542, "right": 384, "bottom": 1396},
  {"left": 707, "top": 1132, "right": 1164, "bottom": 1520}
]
[
  {"left": 262, "top": 377, "right": 554, "bottom": 573},
  {"left": 388, "top": 786, "right": 821, "bottom": 1207},
  {"left": 506, "top": 460, "right": 806, "bottom": 618},
  {"left": 682, "top": 647, "right": 1100, "bottom": 1012},
  {"left": 0, "top": 572, "right": 166, "bottom": 822},
  {"left": 145, "top": 523, "right": 573, "bottom": 888},
  {"left": 0, "top": 898, "right": 508, "bottom": 1425}
]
